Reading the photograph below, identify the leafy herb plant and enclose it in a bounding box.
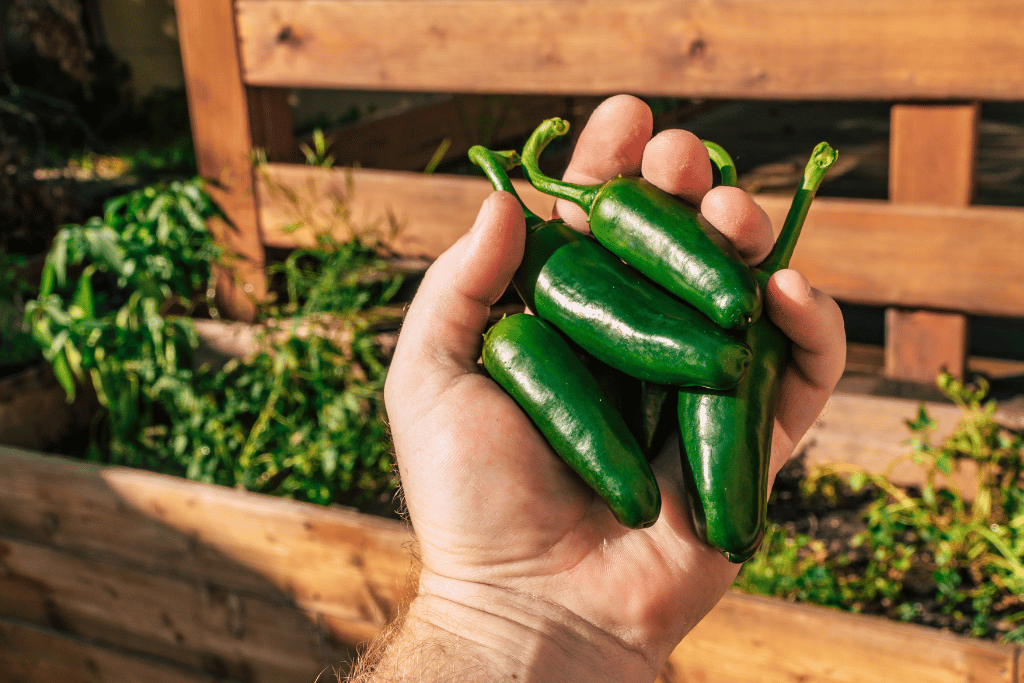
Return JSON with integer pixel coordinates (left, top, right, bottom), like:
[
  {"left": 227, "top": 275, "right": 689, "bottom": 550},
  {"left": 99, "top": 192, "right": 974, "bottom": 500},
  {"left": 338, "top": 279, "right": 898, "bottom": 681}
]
[
  {"left": 736, "top": 372, "right": 1024, "bottom": 642},
  {"left": 25, "top": 177, "right": 402, "bottom": 508}
]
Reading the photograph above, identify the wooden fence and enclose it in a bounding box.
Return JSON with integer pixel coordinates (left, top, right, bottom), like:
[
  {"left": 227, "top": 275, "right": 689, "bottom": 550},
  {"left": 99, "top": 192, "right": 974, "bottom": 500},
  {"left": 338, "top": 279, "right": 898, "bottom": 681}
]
[{"left": 173, "top": 0, "right": 1024, "bottom": 385}]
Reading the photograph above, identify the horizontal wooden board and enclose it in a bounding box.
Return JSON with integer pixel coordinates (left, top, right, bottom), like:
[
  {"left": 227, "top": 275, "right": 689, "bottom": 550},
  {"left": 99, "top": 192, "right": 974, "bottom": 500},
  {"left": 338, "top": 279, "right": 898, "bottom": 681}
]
[
  {"left": 256, "top": 165, "right": 1024, "bottom": 318},
  {"left": 256, "top": 163, "right": 558, "bottom": 258},
  {"left": 235, "top": 0, "right": 1024, "bottom": 100},
  {"left": 0, "top": 616, "right": 234, "bottom": 683},
  {"left": 2, "top": 447, "right": 1022, "bottom": 681},
  {"left": 673, "top": 591, "right": 1018, "bottom": 683},
  {"left": 0, "top": 447, "right": 414, "bottom": 645},
  {"left": 0, "top": 537, "right": 353, "bottom": 681},
  {"left": 798, "top": 390, "right": 980, "bottom": 497}
]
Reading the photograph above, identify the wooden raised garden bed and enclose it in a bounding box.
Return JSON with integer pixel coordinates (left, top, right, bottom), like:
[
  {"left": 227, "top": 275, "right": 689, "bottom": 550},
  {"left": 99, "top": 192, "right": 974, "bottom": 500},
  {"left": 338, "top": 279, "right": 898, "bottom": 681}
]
[{"left": 2, "top": 436, "right": 1022, "bottom": 683}]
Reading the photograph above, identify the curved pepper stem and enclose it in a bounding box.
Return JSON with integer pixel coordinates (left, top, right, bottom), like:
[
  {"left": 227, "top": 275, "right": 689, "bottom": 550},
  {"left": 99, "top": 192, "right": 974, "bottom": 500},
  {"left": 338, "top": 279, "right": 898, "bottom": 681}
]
[
  {"left": 520, "top": 118, "right": 603, "bottom": 213},
  {"left": 759, "top": 142, "right": 838, "bottom": 277},
  {"left": 702, "top": 140, "right": 738, "bottom": 188},
  {"left": 468, "top": 145, "right": 546, "bottom": 231}
]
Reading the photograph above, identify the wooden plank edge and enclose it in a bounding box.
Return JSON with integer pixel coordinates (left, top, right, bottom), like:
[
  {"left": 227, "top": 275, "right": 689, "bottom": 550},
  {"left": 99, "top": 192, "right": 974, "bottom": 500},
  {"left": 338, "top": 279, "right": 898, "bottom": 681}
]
[
  {"left": 0, "top": 534, "right": 358, "bottom": 679},
  {"left": 255, "top": 164, "right": 1024, "bottom": 317},
  {"left": 668, "top": 590, "right": 1018, "bottom": 683},
  {"left": 0, "top": 614, "right": 245, "bottom": 683},
  {"left": 0, "top": 446, "right": 414, "bottom": 613},
  {"left": 234, "top": 0, "right": 1024, "bottom": 100}
]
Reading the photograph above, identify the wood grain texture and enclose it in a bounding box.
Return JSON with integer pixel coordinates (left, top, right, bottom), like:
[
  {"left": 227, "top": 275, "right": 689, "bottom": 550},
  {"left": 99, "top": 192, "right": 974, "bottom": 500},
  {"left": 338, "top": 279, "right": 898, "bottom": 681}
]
[
  {"left": 890, "top": 104, "right": 979, "bottom": 206},
  {"left": 670, "top": 591, "right": 1017, "bottom": 683},
  {"left": 885, "top": 104, "right": 979, "bottom": 382},
  {"left": 0, "top": 538, "right": 354, "bottom": 681},
  {"left": 234, "top": 0, "right": 1024, "bottom": 100},
  {"left": 0, "top": 617, "right": 231, "bottom": 683},
  {"left": 2, "top": 447, "right": 1022, "bottom": 682},
  {"left": 256, "top": 163, "right": 558, "bottom": 257},
  {"left": 0, "top": 448, "right": 414, "bottom": 645},
  {"left": 256, "top": 164, "right": 1024, "bottom": 317},
  {"left": 174, "top": 0, "right": 267, "bottom": 320},
  {"left": 885, "top": 308, "right": 970, "bottom": 383}
]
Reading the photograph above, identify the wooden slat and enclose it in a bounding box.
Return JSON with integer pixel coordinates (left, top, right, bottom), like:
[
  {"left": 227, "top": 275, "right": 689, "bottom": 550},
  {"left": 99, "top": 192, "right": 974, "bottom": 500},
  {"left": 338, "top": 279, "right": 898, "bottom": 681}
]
[
  {"left": 0, "top": 447, "right": 414, "bottom": 645},
  {"left": 885, "top": 103, "right": 979, "bottom": 383},
  {"left": 889, "top": 104, "right": 979, "bottom": 207},
  {"left": 668, "top": 591, "right": 1017, "bottom": 683},
  {"left": 235, "top": 0, "right": 1024, "bottom": 100},
  {"left": 797, "top": 390, "right": 979, "bottom": 498},
  {"left": 256, "top": 163, "right": 558, "bottom": 258},
  {"left": 3, "top": 447, "right": 1022, "bottom": 682},
  {"left": 255, "top": 165, "right": 1024, "bottom": 318},
  {"left": 174, "top": 0, "right": 267, "bottom": 320},
  {"left": 885, "top": 308, "right": 970, "bottom": 383},
  {"left": 0, "top": 537, "right": 353, "bottom": 681},
  {"left": 0, "top": 617, "right": 234, "bottom": 683}
]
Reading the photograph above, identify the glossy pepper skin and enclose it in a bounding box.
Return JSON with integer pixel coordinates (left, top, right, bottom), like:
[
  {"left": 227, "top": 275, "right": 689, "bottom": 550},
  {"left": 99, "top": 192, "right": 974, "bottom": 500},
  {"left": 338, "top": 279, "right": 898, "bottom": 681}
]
[
  {"left": 469, "top": 145, "right": 751, "bottom": 390},
  {"left": 482, "top": 313, "right": 661, "bottom": 528},
  {"left": 519, "top": 118, "right": 762, "bottom": 331},
  {"left": 678, "top": 142, "right": 838, "bottom": 563}
]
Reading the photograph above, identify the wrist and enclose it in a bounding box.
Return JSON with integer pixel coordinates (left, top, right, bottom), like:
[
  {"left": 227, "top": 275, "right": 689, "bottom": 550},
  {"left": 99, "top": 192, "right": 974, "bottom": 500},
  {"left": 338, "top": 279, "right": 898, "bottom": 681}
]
[{"left": 360, "top": 571, "right": 659, "bottom": 683}]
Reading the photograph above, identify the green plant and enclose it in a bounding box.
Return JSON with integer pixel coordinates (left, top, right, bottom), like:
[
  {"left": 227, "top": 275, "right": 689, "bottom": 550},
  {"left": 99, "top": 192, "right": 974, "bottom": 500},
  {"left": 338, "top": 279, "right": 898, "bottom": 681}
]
[
  {"left": 0, "top": 250, "right": 40, "bottom": 372},
  {"left": 25, "top": 177, "right": 401, "bottom": 508},
  {"left": 27, "top": 178, "right": 221, "bottom": 400},
  {"left": 736, "top": 371, "right": 1024, "bottom": 642}
]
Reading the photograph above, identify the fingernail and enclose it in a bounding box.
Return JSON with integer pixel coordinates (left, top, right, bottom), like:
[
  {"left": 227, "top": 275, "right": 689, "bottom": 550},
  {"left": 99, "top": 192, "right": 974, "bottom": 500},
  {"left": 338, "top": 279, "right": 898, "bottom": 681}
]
[
  {"left": 470, "top": 193, "right": 495, "bottom": 232},
  {"left": 797, "top": 272, "right": 813, "bottom": 299}
]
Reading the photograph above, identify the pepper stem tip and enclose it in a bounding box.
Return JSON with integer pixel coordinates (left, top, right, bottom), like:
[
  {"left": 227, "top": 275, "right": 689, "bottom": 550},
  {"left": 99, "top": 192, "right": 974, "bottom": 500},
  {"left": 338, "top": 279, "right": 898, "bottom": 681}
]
[
  {"left": 803, "top": 142, "right": 838, "bottom": 190},
  {"left": 702, "top": 140, "right": 738, "bottom": 188}
]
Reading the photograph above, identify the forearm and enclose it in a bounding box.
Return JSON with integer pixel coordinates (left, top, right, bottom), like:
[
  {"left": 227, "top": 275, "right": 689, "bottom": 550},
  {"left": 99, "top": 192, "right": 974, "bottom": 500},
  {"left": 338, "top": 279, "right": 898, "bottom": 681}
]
[{"left": 347, "top": 575, "right": 658, "bottom": 683}]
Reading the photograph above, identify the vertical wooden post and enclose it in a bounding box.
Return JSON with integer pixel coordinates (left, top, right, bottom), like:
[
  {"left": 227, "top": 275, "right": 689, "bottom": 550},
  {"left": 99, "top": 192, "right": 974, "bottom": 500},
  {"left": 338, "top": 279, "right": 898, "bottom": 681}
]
[
  {"left": 174, "top": 0, "right": 270, "bottom": 321},
  {"left": 885, "top": 103, "right": 979, "bottom": 383}
]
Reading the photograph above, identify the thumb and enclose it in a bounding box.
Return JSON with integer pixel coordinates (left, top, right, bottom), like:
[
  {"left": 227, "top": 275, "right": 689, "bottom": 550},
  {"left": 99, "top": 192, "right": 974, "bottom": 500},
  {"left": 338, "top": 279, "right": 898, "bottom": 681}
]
[{"left": 385, "top": 191, "right": 526, "bottom": 405}]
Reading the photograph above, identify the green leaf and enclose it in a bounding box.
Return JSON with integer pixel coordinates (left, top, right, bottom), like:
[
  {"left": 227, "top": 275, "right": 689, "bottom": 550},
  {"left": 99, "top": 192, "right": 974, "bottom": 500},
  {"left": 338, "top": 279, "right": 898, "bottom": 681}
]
[{"left": 906, "top": 406, "right": 936, "bottom": 433}]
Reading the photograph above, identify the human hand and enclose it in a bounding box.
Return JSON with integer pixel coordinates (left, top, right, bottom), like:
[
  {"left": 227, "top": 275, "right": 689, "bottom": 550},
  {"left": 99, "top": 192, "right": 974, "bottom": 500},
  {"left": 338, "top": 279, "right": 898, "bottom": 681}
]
[{"left": 379, "top": 94, "right": 846, "bottom": 683}]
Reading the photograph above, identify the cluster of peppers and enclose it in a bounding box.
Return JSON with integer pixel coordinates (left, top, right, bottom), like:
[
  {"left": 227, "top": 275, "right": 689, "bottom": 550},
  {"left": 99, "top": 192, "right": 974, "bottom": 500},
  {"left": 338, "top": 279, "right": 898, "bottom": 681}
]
[{"left": 476, "top": 118, "right": 837, "bottom": 562}]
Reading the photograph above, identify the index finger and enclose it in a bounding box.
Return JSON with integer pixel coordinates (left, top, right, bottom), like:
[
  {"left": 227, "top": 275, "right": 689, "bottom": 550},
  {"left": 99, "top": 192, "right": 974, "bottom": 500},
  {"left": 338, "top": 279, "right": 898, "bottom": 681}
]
[{"left": 555, "top": 95, "right": 653, "bottom": 230}]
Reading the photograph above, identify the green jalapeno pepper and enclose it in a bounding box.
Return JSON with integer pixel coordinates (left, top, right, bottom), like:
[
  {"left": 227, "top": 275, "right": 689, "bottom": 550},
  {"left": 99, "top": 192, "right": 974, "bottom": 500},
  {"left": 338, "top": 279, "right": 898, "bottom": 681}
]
[
  {"left": 518, "top": 118, "right": 762, "bottom": 331},
  {"left": 469, "top": 145, "right": 751, "bottom": 390},
  {"left": 472, "top": 146, "right": 752, "bottom": 388},
  {"left": 678, "top": 142, "right": 838, "bottom": 563},
  {"left": 482, "top": 313, "right": 661, "bottom": 528}
]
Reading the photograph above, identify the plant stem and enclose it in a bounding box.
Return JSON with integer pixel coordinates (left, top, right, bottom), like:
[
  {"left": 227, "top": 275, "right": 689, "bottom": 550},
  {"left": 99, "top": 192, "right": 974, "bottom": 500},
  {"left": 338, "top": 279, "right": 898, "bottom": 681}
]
[
  {"left": 703, "top": 140, "right": 738, "bottom": 188},
  {"left": 520, "top": 118, "right": 602, "bottom": 212},
  {"left": 468, "top": 146, "right": 544, "bottom": 229},
  {"left": 760, "top": 142, "right": 838, "bottom": 275}
]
